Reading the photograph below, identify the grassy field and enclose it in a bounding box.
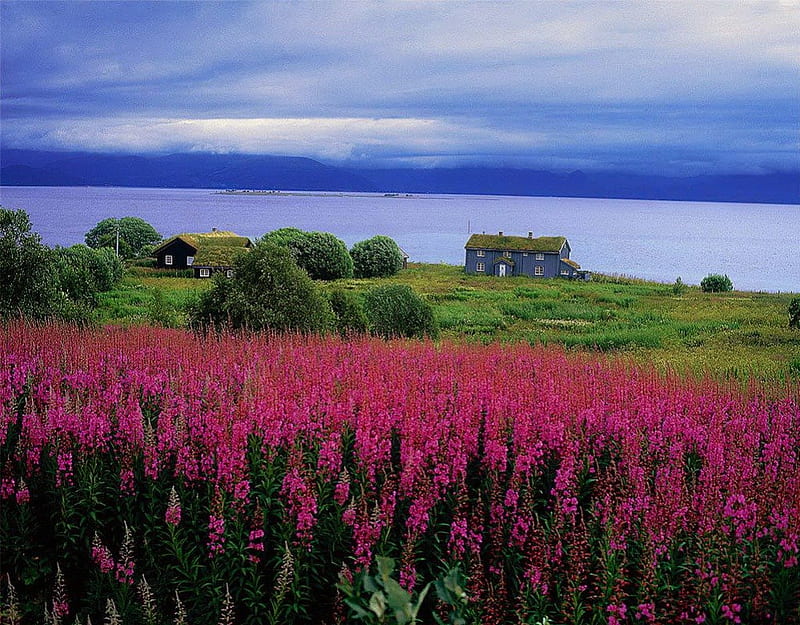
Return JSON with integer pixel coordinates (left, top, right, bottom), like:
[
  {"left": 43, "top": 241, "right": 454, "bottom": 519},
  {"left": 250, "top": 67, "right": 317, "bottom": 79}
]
[{"left": 100, "top": 264, "right": 800, "bottom": 380}]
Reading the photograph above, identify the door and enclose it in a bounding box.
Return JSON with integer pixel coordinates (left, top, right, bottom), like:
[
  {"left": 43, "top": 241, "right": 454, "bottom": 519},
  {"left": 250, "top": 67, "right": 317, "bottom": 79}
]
[{"left": 498, "top": 263, "right": 507, "bottom": 277}]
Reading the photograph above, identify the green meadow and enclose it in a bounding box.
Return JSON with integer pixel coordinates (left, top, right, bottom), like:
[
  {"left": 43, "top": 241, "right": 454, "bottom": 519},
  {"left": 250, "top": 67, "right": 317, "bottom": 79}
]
[{"left": 101, "top": 264, "right": 800, "bottom": 380}]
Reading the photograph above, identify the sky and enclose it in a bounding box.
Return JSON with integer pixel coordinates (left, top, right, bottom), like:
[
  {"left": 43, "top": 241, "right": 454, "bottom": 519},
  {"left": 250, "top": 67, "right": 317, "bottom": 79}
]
[{"left": 1, "top": 1, "right": 799, "bottom": 175}]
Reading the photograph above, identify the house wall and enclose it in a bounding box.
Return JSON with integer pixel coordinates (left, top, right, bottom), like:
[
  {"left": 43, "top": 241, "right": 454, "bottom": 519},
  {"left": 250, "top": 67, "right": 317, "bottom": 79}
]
[
  {"left": 465, "top": 248, "right": 563, "bottom": 277},
  {"left": 155, "top": 239, "right": 197, "bottom": 269}
]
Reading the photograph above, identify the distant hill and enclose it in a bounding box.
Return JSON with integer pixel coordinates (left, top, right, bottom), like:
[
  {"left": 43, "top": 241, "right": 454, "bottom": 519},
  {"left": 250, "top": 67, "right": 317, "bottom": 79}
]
[{"left": 2, "top": 149, "right": 797, "bottom": 204}]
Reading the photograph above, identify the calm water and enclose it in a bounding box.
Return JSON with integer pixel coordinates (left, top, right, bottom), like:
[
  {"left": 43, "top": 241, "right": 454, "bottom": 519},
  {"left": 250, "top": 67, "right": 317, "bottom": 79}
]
[{"left": 1, "top": 186, "right": 798, "bottom": 293}]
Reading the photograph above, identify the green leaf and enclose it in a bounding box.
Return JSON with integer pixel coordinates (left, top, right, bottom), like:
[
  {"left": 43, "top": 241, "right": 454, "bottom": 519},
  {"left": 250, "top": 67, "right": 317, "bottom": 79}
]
[{"left": 369, "top": 590, "right": 386, "bottom": 618}]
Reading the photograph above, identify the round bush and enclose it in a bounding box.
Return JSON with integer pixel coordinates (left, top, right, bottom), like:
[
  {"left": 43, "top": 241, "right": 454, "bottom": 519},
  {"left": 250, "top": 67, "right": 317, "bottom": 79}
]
[
  {"left": 351, "top": 235, "right": 404, "bottom": 278},
  {"left": 85, "top": 216, "right": 161, "bottom": 259},
  {"left": 188, "top": 241, "right": 333, "bottom": 333},
  {"left": 292, "top": 231, "right": 354, "bottom": 280},
  {"left": 363, "top": 284, "right": 437, "bottom": 339},
  {"left": 700, "top": 274, "right": 733, "bottom": 293},
  {"left": 327, "top": 288, "right": 368, "bottom": 335}
]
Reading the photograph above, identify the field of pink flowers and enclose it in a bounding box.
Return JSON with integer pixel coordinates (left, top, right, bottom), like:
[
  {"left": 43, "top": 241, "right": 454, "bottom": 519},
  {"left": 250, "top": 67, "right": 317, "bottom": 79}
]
[{"left": 1, "top": 323, "right": 799, "bottom": 624}]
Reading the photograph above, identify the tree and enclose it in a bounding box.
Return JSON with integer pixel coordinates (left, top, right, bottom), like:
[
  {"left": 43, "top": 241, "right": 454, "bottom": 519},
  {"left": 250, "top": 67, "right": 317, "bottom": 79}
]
[
  {"left": 789, "top": 298, "right": 800, "bottom": 330},
  {"left": 0, "top": 207, "right": 62, "bottom": 320},
  {"left": 262, "top": 228, "right": 353, "bottom": 280},
  {"left": 700, "top": 274, "right": 733, "bottom": 293},
  {"left": 327, "top": 289, "right": 368, "bottom": 335},
  {"left": 85, "top": 217, "right": 161, "bottom": 259},
  {"left": 54, "top": 245, "right": 124, "bottom": 305},
  {"left": 351, "top": 235, "right": 404, "bottom": 278},
  {"left": 187, "top": 241, "right": 333, "bottom": 333},
  {"left": 363, "top": 284, "right": 438, "bottom": 339}
]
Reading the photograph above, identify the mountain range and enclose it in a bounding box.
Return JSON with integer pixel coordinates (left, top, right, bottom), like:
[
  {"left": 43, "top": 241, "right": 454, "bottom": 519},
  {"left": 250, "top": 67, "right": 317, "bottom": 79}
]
[{"left": 2, "top": 149, "right": 797, "bottom": 204}]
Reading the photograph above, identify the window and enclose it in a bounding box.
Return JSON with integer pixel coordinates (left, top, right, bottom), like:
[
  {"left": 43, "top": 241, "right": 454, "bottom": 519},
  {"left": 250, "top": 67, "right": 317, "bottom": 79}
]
[
  {"left": 534, "top": 265, "right": 544, "bottom": 276},
  {"left": 199, "top": 268, "right": 210, "bottom": 278},
  {"left": 165, "top": 254, "right": 173, "bottom": 266},
  {"left": 522, "top": 252, "right": 528, "bottom": 257},
  {"left": 535, "top": 253, "right": 545, "bottom": 260},
  {"left": 561, "top": 269, "right": 570, "bottom": 276},
  {"left": 476, "top": 249, "right": 485, "bottom": 257},
  {"left": 503, "top": 250, "right": 512, "bottom": 258},
  {"left": 226, "top": 270, "right": 234, "bottom": 278},
  {"left": 186, "top": 256, "right": 194, "bottom": 266},
  {"left": 476, "top": 262, "right": 485, "bottom": 272}
]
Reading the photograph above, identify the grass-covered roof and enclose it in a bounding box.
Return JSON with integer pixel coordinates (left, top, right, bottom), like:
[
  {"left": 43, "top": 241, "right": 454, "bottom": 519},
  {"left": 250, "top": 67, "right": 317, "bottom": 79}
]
[
  {"left": 561, "top": 258, "right": 581, "bottom": 269},
  {"left": 465, "top": 233, "right": 567, "bottom": 253},
  {"left": 152, "top": 231, "right": 252, "bottom": 265}
]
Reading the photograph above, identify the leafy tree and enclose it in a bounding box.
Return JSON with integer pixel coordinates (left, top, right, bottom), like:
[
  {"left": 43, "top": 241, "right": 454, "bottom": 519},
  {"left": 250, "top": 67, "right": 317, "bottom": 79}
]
[
  {"left": 291, "top": 231, "right": 353, "bottom": 280},
  {"left": 85, "top": 217, "right": 161, "bottom": 259},
  {"left": 263, "top": 228, "right": 353, "bottom": 280},
  {"left": 187, "top": 241, "right": 333, "bottom": 333},
  {"left": 54, "top": 244, "right": 123, "bottom": 305},
  {"left": 0, "top": 207, "right": 62, "bottom": 320},
  {"left": 327, "top": 289, "right": 368, "bottom": 335},
  {"left": 700, "top": 273, "right": 733, "bottom": 293},
  {"left": 363, "top": 284, "right": 438, "bottom": 339},
  {"left": 789, "top": 298, "right": 800, "bottom": 330},
  {"left": 351, "top": 235, "right": 404, "bottom": 278}
]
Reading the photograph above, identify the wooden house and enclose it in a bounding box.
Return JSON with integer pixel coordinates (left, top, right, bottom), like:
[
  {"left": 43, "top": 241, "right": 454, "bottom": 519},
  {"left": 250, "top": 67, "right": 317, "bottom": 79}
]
[
  {"left": 151, "top": 229, "right": 252, "bottom": 278},
  {"left": 464, "top": 231, "right": 590, "bottom": 280}
]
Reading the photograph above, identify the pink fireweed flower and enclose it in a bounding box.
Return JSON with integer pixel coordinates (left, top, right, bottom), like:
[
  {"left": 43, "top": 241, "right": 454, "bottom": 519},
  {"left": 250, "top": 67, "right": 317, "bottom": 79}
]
[
  {"left": 1, "top": 477, "right": 15, "bottom": 500},
  {"left": 247, "top": 528, "right": 265, "bottom": 563},
  {"left": 53, "top": 562, "right": 69, "bottom": 618},
  {"left": 165, "top": 486, "right": 182, "bottom": 526},
  {"left": 15, "top": 479, "right": 30, "bottom": 505},
  {"left": 55, "top": 451, "right": 73, "bottom": 487},
  {"left": 208, "top": 514, "right": 226, "bottom": 558},
  {"left": 91, "top": 533, "right": 115, "bottom": 574},
  {"left": 334, "top": 470, "right": 350, "bottom": 506}
]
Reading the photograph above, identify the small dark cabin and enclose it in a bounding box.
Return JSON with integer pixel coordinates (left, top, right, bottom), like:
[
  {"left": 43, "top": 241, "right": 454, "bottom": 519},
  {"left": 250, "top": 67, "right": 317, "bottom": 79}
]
[{"left": 151, "top": 229, "right": 252, "bottom": 277}]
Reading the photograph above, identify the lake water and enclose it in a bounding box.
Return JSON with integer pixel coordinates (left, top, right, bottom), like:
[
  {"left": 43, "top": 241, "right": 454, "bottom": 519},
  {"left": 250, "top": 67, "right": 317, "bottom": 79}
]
[{"left": 1, "top": 185, "right": 798, "bottom": 293}]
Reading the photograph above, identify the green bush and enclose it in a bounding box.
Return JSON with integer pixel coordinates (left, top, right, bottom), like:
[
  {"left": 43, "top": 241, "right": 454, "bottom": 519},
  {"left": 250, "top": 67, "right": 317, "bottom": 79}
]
[
  {"left": 187, "top": 241, "right": 333, "bottom": 333},
  {"left": 700, "top": 273, "right": 733, "bottom": 293},
  {"left": 789, "top": 298, "right": 800, "bottom": 330},
  {"left": 0, "top": 207, "right": 67, "bottom": 321},
  {"left": 54, "top": 245, "right": 124, "bottom": 304},
  {"left": 262, "top": 228, "right": 353, "bottom": 280},
  {"left": 85, "top": 216, "right": 161, "bottom": 259},
  {"left": 327, "top": 289, "right": 368, "bottom": 335},
  {"left": 351, "top": 235, "right": 404, "bottom": 278},
  {"left": 292, "top": 231, "right": 354, "bottom": 280},
  {"left": 363, "top": 284, "right": 438, "bottom": 339},
  {"left": 672, "top": 276, "right": 688, "bottom": 296}
]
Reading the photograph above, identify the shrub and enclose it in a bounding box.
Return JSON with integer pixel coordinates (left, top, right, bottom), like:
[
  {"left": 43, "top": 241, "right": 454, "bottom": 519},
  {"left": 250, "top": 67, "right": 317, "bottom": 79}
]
[
  {"left": 700, "top": 273, "right": 733, "bottom": 293},
  {"left": 262, "top": 228, "right": 354, "bottom": 280},
  {"left": 351, "top": 235, "right": 404, "bottom": 278},
  {"left": 327, "top": 289, "right": 368, "bottom": 335},
  {"left": 54, "top": 245, "right": 124, "bottom": 304},
  {"left": 789, "top": 298, "right": 800, "bottom": 330},
  {"left": 363, "top": 284, "right": 438, "bottom": 339},
  {"left": 291, "top": 231, "right": 354, "bottom": 280},
  {"left": 0, "top": 207, "right": 62, "bottom": 320},
  {"left": 187, "top": 241, "right": 333, "bottom": 333},
  {"left": 672, "top": 276, "right": 688, "bottom": 296},
  {"left": 85, "top": 216, "right": 161, "bottom": 259}
]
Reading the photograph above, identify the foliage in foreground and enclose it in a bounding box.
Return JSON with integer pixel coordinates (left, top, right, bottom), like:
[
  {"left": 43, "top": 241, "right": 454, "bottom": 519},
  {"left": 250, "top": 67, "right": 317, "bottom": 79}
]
[
  {"left": 363, "top": 284, "right": 438, "bottom": 339},
  {"left": 0, "top": 208, "right": 123, "bottom": 323},
  {"left": 1, "top": 324, "right": 799, "bottom": 624},
  {"left": 187, "top": 241, "right": 334, "bottom": 333},
  {"left": 790, "top": 298, "right": 800, "bottom": 330}
]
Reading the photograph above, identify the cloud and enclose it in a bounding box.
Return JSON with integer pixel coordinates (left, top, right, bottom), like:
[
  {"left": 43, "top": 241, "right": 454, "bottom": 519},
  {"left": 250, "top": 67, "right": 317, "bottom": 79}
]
[{"left": 1, "top": 1, "right": 798, "bottom": 173}]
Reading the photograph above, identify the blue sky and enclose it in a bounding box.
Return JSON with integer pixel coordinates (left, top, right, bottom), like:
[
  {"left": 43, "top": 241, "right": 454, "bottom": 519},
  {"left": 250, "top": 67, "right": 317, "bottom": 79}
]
[{"left": 2, "top": 1, "right": 798, "bottom": 174}]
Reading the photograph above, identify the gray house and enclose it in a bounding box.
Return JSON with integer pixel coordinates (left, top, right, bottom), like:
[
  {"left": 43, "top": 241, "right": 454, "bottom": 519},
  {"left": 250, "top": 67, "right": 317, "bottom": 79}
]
[{"left": 464, "top": 231, "right": 590, "bottom": 279}]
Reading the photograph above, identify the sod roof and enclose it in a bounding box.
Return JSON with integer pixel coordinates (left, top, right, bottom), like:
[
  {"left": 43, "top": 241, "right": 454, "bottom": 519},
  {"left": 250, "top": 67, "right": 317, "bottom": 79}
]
[
  {"left": 465, "top": 234, "right": 567, "bottom": 253},
  {"left": 561, "top": 258, "right": 581, "bottom": 269},
  {"left": 193, "top": 245, "right": 248, "bottom": 267},
  {"left": 152, "top": 231, "right": 251, "bottom": 255}
]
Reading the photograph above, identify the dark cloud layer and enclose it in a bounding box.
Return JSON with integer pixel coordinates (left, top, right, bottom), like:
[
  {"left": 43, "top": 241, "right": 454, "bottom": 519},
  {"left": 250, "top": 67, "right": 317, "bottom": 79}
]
[{"left": 2, "top": 1, "right": 798, "bottom": 174}]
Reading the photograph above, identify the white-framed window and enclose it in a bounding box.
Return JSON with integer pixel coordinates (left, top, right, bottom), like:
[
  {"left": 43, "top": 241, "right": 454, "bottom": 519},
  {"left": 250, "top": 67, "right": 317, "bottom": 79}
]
[
  {"left": 165, "top": 254, "right": 173, "bottom": 266},
  {"left": 476, "top": 249, "right": 486, "bottom": 257},
  {"left": 186, "top": 256, "right": 194, "bottom": 266},
  {"left": 476, "top": 262, "right": 485, "bottom": 272},
  {"left": 226, "top": 270, "right": 234, "bottom": 278},
  {"left": 503, "top": 250, "right": 512, "bottom": 258},
  {"left": 199, "top": 268, "right": 210, "bottom": 278},
  {"left": 522, "top": 252, "right": 528, "bottom": 257},
  {"left": 535, "top": 253, "right": 545, "bottom": 260},
  {"left": 535, "top": 265, "right": 544, "bottom": 276},
  {"left": 561, "top": 269, "right": 570, "bottom": 276}
]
